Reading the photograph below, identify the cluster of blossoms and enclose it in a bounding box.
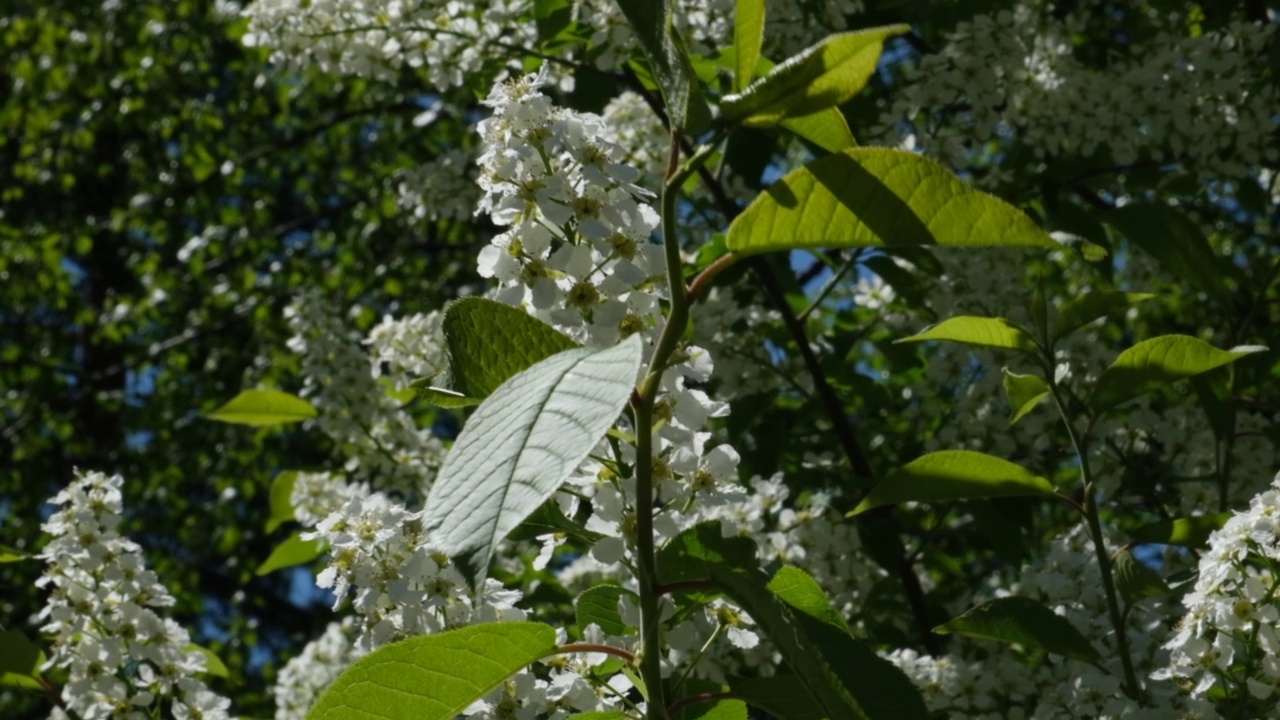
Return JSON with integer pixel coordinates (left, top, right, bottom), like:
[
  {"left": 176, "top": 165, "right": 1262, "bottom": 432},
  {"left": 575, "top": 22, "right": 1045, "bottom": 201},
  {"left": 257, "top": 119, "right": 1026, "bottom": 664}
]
[
  {"left": 878, "top": 1, "right": 1278, "bottom": 180},
  {"left": 1156, "top": 471, "right": 1280, "bottom": 704},
  {"left": 241, "top": 0, "right": 535, "bottom": 88},
  {"left": 36, "top": 471, "right": 233, "bottom": 720},
  {"left": 271, "top": 619, "right": 359, "bottom": 720},
  {"left": 887, "top": 525, "right": 1217, "bottom": 719},
  {"left": 241, "top": 0, "right": 865, "bottom": 88},
  {"left": 306, "top": 489, "right": 526, "bottom": 652},
  {"left": 394, "top": 146, "right": 479, "bottom": 225},
  {"left": 285, "top": 291, "right": 443, "bottom": 493}
]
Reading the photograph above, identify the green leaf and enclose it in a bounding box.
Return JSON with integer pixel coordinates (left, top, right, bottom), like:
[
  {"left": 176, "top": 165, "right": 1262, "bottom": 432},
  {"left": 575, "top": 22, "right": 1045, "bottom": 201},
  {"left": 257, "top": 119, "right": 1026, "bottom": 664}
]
[
  {"left": 1130, "top": 514, "right": 1232, "bottom": 549},
  {"left": 726, "top": 148, "right": 1058, "bottom": 256},
  {"left": 1051, "top": 291, "right": 1155, "bottom": 341},
  {"left": 185, "top": 643, "right": 230, "bottom": 678},
  {"left": 0, "top": 544, "right": 29, "bottom": 563},
  {"left": 766, "top": 566, "right": 848, "bottom": 632},
  {"left": 0, "top": 629, "right": 42, "bottom": 689},
  {"left": 779, "top": 109, "right": 857, "bottom": 153},
  {"left": 442, "top": 298, "right": 578, "bottom": 400},
  {"left": 307, "top": 622, "right": 558, "bottom": 720},
  {"left": 729, "top": 676, "right": 825, "bottom": 720},
  {"left": 576, "top": 585, "right": 638, "bottom": 636},
  {"left": 1114, "top": 551, "right": 1169, "bottom": 605},
  {"left": 613, "top": 0, "right": 711, "bottom": 133},
  {"left": 266, "top": 470, "right": 297, "bottom": 533},
  {"left": 733, "top": 0, "right": 765, "bottom": 92},
  {"left": 507, "top": 499, "right": 605, "bottom": 545},
  {"left": 256, "top": 532, "right": 323, "bottom": 576},
  {"left": 423, "top": 337, "right": 642, "bottom": 585},
  {"left": 722, "top": 26, "right": 908, "bottom": 125},
  {"left": 934, "top": 596, "right": 1101, "bottom": 664},
  {"left": 896, "top": 316, "right": 1037, "bottom": 352},
  {"left": 205, "top": 388, "right": 317, "bottom": 426},
  {"left": 1105, "top": 204, "right": 1235, "bottom": 301},
  {"left": 410, "top": 382, "right": 484, "bottom": 408},
  {"left": 1088, "top": 335, "right": 1267, "bottom": 412},
  {"left": 568, "top": 713, "right": 633, "bottom": 720},
  {"left": 662, "top": 524, "right": 929, "bottom": 720},
  {"left": 851, "top": 450, "right": 1055, "bottom": 516},
  {"left": 1002, "top": 369, "right": 1050, "bottom": 424},
  {"left": 685, "top": 699, "right": 747, "bottom": 720}
]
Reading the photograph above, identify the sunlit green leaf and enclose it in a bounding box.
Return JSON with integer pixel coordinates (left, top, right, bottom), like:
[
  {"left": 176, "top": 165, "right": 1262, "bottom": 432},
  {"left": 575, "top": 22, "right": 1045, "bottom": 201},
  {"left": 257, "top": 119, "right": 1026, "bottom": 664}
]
[
  {"left": 266, "top": 470, "right": 297, "bottom": 533},
  {"left": 256, "top": 532, "right": 323, "bottom": 576},
  {"left": 1088, "top": 335, "right": 1266, "bottom": 412},
  {"left": 766, "top": 566, "right": 848, "bottom": 632},
  {"left": 734, "top": 0, "right": 765, "bottom": 92},
  {"left": 307, "top": 622, "right": 557, "bottom": 720},
  {"left": 851, "top": 451, "right": 1055, "bottom": 516},
  {"left": 727, "top": 148, "right": 1058, "bottom": 256},
  {"left": 722, "top": 26, "right": 908, "bottom": 125},
  {"left": 0, "top": 544, "right": 29, "bottom": 563},
  {"left": 897, "top": 316, "right": 1037, "bottom": 352},
  {"left": 1002, "top": 369, "right": 1050, "bottom": 424},
  {"left": 205, "top": 388, "right": 317, "bottom": 426},
  {"left": 185, "top": 643, "right": 230, "bottom": 678},
  {"left": 779, "top": 109, "right": 857, "bottom": 153}
]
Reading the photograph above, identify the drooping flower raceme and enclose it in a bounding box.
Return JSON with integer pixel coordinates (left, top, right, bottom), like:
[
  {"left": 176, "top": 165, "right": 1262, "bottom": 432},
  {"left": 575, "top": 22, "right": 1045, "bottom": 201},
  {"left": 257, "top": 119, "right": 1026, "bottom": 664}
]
[
  {"left": 1156, "top": 471, "right": 1280, "bottom": 703},
  {"left": 36, "top": 470, "right": 234, "bottom": 720},
  {"left": 286, "top": 290, "right": 443, "bottom": 494}
]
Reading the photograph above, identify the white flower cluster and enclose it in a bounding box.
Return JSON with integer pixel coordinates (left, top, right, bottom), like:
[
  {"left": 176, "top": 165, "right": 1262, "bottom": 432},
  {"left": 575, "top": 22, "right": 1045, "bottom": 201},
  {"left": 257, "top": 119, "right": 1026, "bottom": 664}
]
[
  {"left": 241, "top": 0, "right": 535, "bottom": 89},
  {"left": 36, "top": 471, "right": 233, "bottom": 720},
  {"left": 887, "top": 524, "right": 1218, "bottom": 719},
  {"left": 365, "top": 309, "right": 448, "bottom": 391},
  {"left": 308, "top": 491, "right": 526, "bottom": 650},
  {"left": 1156, "top": 471, "right": 1280, "bottom": 702},
  {"left": 272, "top": 619, "right": 359, "bottom": 720},
  {"left": 286, "top": 290, "right": 442, "bottom": 493},
  {"left": 395, "top": 147, "right": 480, "bottom": 225},
  {"left": 474, "top": 66, "right": 666, "bottom": 340},
  {"left": 879, "top": 2, "right": 1278, "bottom": 179},
  {"left": 575, "top": 0, "right": 863, "bottom": 72},
  {"left": 289, "top": 471, "right": 368, "bottom": 528},
  {"left": 464, "top": 661, "right": 627, "bottom": 720}
]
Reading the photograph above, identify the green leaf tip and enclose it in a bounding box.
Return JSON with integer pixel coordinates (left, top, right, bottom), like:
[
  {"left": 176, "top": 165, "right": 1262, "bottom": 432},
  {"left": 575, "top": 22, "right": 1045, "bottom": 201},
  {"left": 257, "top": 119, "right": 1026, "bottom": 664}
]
[
  {"left": 722, "top": 25, "right": 908, "bottom": 126},
  {"left": 897, "top": 316, "right": 1037, "bottom": 352},
  {"left": 205, "top": 388, "right": 316, "bottom": 426}
]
